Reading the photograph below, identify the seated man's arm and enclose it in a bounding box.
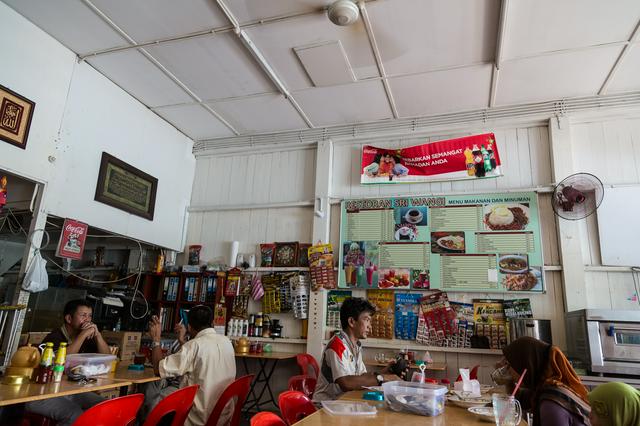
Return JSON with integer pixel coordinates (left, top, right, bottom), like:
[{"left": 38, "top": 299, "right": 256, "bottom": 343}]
[{"left": 335, "top": 372, "right": 398, "bottom": 391}]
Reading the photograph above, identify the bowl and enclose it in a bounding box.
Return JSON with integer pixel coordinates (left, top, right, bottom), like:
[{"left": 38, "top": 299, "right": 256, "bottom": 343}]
[{"left": 498, "top": 255, "right": 528, "bottom": 274}]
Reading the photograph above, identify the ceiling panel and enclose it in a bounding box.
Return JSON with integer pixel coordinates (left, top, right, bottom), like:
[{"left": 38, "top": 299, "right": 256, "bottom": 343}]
[
  {"left": 389, "top": 64, "right": 493, "bottom": 117},
  {"left": 606, "top": 43, "right": 640, "bottom": 94},
  {"left": 91, "top": 0, "right": 229, "bottom": 43},
  {"left": 245, "top": 13, "right": 379, "bottom": 91},
  {"left": 154, "top": 104, "right": 234, "bottom": 140},
  {"left": 87, "top": 50, "right": 193, "bottom": 108},
  {"left": 226, "top": 0, "right": 331, "bottom": 24},
  {"left": 209, "top": 94, "right": 307, "bottom": 134},
  {"left": 145, "top": 33, "right": 275, "bottom": 101},
  {"left": 292, "top": 80, "right": 392, "bottom": 126},
  {"left": 504, "top": 0, "right": 640, "bottom": 60},
  {"left": 367, "top": 0, "right": 499, "bottom": 76},
  {"left": 495, "top": 46, "right": 624, "bottom": 106},
  {"left": 2, "top": 0, "right": 127, "bottom": 54}
]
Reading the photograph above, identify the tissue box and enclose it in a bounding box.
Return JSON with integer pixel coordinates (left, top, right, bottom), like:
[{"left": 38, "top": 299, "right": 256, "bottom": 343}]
[{"left": 454, "top": 379, "right": 481, "bottom": 397}]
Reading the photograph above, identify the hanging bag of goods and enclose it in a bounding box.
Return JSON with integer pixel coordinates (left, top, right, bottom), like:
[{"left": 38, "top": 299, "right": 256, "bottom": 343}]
[
  {"left": 308, "top": 243, "right": 336, "bottom": 291},
  {"left": 290, "top": 273, "right": 310, "bottom": 319}
]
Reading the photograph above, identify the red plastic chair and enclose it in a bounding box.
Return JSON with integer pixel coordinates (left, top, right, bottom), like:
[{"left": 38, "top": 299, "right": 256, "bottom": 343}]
[
  {"left": 142, "top": 385, "right": 199, "bottom": 426},
  {"left": 455, "top": 365, "right": 479, "bottom": 382},
  {"left": 295, "top": 354, "right": 319, "bottom": 379},
  {"left": 278, "top": 391, "right": 317, "bottom": 426},
  {"left": 205, "top": 375, "right": 254, "bottom": 426},
  {"left": 250, "top": 411, "right": 287, "bottom": 426},
  {"left": 72, "top": 394, "right": 144, "bottom": 426},
  {"left": 287, "top": 375, "right": 317, "bottom": 398}
]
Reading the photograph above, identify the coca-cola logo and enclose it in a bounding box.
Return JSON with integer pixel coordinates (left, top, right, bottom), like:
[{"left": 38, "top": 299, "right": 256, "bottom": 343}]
[
  {"left": 363, "top": 148, "right": 378, "bottom": 155},
  {"left": 65, "top": 224, "right": 86, "bottom": 234}
]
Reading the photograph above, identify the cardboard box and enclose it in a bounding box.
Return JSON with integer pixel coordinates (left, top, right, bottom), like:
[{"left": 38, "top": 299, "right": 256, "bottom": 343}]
[
  {"left": 27, "top": 332, "right": 51, "bottom": 345},
  {"left": 101, "top": 331, "right": 142, "bottom": 361}
]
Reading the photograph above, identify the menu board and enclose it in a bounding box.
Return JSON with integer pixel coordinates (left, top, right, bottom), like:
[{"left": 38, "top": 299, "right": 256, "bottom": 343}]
[{"left": 339, "top": 192, "right": 544, "bottom": 293}]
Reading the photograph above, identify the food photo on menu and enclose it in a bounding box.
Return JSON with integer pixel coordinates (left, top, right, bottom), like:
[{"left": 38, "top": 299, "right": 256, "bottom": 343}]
[
  {"left": 394, "top": 223, "right": 418, "bottom": 241},
  {"left": 377, "top": 268, "right": 411, "bottom": 289},
  {"left": 342, "top": 241, "right": 365, "bottom": 286},
  {"left": 499, "top": 252, "right": 542, "bottom": 291},
  {"left": 430, "top": 231, "right": 466, "bottom": 253},
  {"left": 397, "top": 206, "right": 428, "bottom": 226},
  {"left": 483, "top": 203, "right": 530, "bottom": 231},
  {"left": 411, "top": 269, "right": 430, "bottom": 289}
]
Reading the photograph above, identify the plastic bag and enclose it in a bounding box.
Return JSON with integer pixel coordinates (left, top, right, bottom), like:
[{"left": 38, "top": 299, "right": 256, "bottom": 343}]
[{"left": 22, "top": 251, "right": 48, "bottom": 293}]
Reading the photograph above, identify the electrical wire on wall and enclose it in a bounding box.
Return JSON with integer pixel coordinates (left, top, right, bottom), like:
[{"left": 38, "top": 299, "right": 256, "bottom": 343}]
[{"left": 1, "top": 208, "right": 150, "bottom": 320}]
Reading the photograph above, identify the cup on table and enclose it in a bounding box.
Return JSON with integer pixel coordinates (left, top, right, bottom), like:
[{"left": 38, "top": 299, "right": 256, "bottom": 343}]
[
  {"left": 492, "top": 394, "right": 522, "bottom": 426},
  {"left": 410, "top": 371, "right": 425, "bottom": 383},
  {"left": 133, "top": 353, "right": 146, "bottom": 365}
]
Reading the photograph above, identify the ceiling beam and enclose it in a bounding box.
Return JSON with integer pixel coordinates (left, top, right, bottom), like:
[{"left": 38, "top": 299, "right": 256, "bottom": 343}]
[
  {"left": 215, "top": 0, "right": 314, "bottom": 128},
  {"left": 598, "top": 18, "right": 640, "bottom": 95},
  {"left": 80, "top": 0, "right": 239, "bottom": 135},
  {"left": 358, "top": 1, "right": 399, "bottom": 119},
  {"left": 490, "top": 0, "right": 510, "bottom": 107}
]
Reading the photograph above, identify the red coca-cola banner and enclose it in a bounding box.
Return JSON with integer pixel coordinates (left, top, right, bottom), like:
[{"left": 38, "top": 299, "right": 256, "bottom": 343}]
[
  {"left": 361, "top": 133, "right": 502, "bottom": 184},
  {"left": 56, "top": 218, "right": 89, "bottom": 260}
]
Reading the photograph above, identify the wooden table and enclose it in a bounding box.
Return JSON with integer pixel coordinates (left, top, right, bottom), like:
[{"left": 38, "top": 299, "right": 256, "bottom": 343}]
[
  {"left": 236, "top": 352, "right": 298, "bottom": 413},
  {"left": 294, "top": 390, "right": 525, "bottom": 425},
  {"left": 366, "top": 361, "right": 447, "bottom": 372},
  {"left": 111, "top": 365, "right": 161, "bottom": 385},
  {"left": 0, "top": 377, "right": 132, "bottom": 407}
]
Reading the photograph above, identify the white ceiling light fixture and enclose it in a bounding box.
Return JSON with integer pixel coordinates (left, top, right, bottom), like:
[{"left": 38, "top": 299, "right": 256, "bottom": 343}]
[{"left": 327, "top": 0, "right": 360, "bottom": 26}]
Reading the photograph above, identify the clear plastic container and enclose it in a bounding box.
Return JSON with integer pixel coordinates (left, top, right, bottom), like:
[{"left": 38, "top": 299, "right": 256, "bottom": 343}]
[
  {"left": 383, "top": 380, "right": 448, "bottom": 417},
  {"left": 321, "top": 401, "right": 377, "bottom": 416},
  {"left": 65, "top": 353, "right": 117, "bottom": 377}
]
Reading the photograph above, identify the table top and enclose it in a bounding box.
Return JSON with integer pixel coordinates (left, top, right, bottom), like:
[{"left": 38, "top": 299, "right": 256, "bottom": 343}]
[
  {"left": 110, "top": 365, "right": 161, "bottom": 384},
  {"left": 0, "top": 377, "right": 132, "bottom": 406},
  {"left": 365, "top": 361, "right": 447, "bottom": 372},
  {"left": 294, "top": 390, "right": 525, "bottom": 426},
  {"left": 234, "top": 351, "right": 299, "bottom": 360}
]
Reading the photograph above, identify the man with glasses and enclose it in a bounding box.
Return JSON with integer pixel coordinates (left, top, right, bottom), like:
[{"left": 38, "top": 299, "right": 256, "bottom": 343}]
[{"left": 25, "top": 299, "right": 110, "bottom": 425}]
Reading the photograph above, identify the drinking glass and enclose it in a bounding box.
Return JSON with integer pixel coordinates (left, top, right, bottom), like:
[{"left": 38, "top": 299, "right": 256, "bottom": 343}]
[{"left": 492, "top": 394, "right": 521, "bottom": 426}]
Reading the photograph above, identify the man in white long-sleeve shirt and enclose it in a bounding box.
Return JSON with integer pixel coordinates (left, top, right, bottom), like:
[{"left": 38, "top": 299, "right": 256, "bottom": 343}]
[{"left": 148, "top": 305, "right": 236, "bottom": 425}]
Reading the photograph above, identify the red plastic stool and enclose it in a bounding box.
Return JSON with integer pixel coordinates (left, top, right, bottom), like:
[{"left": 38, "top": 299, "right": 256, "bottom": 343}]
[
  {"left": 250, "top": 411, "right": 287, "bottom": 426},
  {"left": 278, "top": 391, "right": 317, "bottom": 426},
  {"left": 71, "top": 393, "right": 143, "bottom": 426},
  {"left": 205, "top": 375, "right": 254, "bottom": 426},
  {"left": 142, "top": 384, "right": 199, "bottom": 426}
]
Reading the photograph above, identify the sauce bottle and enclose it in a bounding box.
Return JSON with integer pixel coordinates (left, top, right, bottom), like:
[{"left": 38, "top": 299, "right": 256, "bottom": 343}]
[
  {"left": 481, "top": 145, "right": 492, "bottom": 173},
  {"left": 464, "top": 147, "right": 475, "bottom": 176},
  {"left": 472, "top": 144, "right": 485, "bottom": 177},
  {"left": 35, "top": 342, "right": 55, "bottom": 384}
]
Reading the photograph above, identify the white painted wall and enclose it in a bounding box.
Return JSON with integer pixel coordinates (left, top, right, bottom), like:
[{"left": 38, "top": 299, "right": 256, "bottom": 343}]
[
  {"left": 0, "top": 4, "right": 195, "bottom": 250},
  {"left": 569, "top": 116, "right": 640, "bottom": 311}
]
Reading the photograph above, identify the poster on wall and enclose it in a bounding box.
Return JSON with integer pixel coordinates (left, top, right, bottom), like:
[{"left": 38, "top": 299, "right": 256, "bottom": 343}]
[
  {"left": 361, "top": 133, "right": 502, "bottom": 184},
  {"left": 338, "top": 192, "right": 544, "bottom": 293},
  {"left": 55, "top": 218, "right": 89, "bottom": 260}
]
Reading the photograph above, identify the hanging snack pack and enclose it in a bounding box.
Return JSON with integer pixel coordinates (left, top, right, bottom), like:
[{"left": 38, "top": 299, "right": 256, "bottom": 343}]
[
  {"left": 290, "top": 273, "right": 310, "bottom": 319},
  {"left": 261, "top": 274, "right": 282, "bottom": 314},
  {"left": 308, "top": 243, "right": 336, "bottom": 291},
  {"left": 367, "top": 289, "right": 394, "bottom": 339},
  {"left": 326, "top": 290, "right": 352, "bottom": 330},
  {"left": 394, "top": 293, "right": 421, "bottom": 340},
  {"left": 416, "top": 291, "right": 456, "bottom": 347}
]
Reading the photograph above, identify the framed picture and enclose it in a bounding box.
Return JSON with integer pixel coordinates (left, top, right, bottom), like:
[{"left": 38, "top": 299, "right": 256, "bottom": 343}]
[
  {"left": 274, "top": 242, "right": 300, "bottom": 267},
  {"left": 94, "top": 152, "right": 158, "bottom": 220},
  {"left": 0, "top": 84, "right": 35, "bottom": 149}
]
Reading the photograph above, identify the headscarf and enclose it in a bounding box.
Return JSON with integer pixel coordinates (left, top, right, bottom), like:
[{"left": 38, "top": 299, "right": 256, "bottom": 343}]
[
  {"left": 589, "top": 382, "right": 640, "bottom": 426},
  {"left": 503, "top": 337, "right": 590, "bottom": 426}
]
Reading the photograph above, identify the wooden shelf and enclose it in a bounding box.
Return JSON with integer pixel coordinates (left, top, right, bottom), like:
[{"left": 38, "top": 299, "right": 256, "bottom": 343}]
[
  {"left": 240, "top": 336, "right": 307, "bottom": 344},
  {"left": 322, "top": 339, "right": 503, "bottom": 355},
  {"left": 245, "top": 267, "right": 310, "bottom": 272}
]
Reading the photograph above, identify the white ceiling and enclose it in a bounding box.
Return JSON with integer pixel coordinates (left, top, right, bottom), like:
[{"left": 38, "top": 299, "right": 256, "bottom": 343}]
[{"left": 4, "top": 0, "right": 640, "bottom": 143}]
